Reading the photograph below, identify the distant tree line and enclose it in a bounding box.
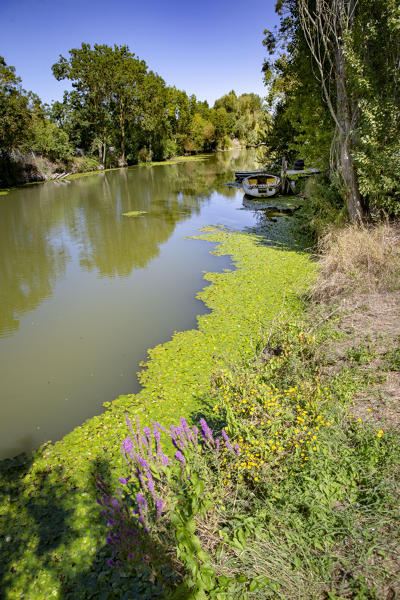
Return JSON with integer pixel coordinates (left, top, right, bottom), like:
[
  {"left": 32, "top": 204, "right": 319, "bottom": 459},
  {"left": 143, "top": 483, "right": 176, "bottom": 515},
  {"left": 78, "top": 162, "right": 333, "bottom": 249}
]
[
  {"left": 263, "top": 0, "right": 400, "bottom": 220},
  {"left": 0, "top": 44, "right": 269, "bottom": 185}
]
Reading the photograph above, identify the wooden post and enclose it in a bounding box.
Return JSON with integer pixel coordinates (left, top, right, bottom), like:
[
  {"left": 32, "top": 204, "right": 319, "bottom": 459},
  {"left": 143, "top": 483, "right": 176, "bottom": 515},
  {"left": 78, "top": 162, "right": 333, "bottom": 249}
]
[{"left": 281, "top": 156, "right": 288, "bottom": 194}]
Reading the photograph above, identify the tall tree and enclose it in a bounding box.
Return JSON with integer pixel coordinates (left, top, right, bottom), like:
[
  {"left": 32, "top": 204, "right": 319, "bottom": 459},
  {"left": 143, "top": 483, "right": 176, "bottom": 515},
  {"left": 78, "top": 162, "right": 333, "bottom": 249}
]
[
  {"left": 298, "top": 0, "right": 364, "bottom": 222},
  {"left": 0, "top": 57, "right": 31, "bottom": 152}
]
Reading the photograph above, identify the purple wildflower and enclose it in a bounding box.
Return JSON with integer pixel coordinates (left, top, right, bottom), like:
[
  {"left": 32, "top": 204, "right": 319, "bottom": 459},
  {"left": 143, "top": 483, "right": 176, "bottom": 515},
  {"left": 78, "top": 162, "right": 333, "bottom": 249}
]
[
  {"left": 107, "top": 519, "right": 115, "bottom": 527},
  {"left": 153, "top": 425, "right": 161, "bottom": 441},
  {"left": 136, "top": 493, "right": 148, "bottom": 520},
  {"left": 155, "top": 498, "right": 163, "bottom": 520},
  {"left": 128, "top": 553, "right": 134, "bottom": 560},
  {"left": 106, "top": 536, "right": 113, "bottom": 545},
  {"left": 160, "top": 453, "right": 169, "bottom": 466},
  {"left": 122, "top": 437, "right": 134, "bottom": 457},
  {"left": 111, "top": 498, "right": 120, "bottom": 509},
  {"left": 118, "top": 477, "right": 128, "bottom": 485},
  {"left": 175, "top": 450, "right": 186, "bottom": 467},
  {"left": 137, "top": 455, "right": 150, "bottom": 471},
  {"left": 143, "top": 426, "right": 151, "bottom": 441},
  {"left": 170, "top": 426, "right": 180, "bottom": 450},
  {"left": 222, "top": 429, "right": 233, "bottom": 451},
  {"left": 180, "top": 417, "right": 195, "bottom": 443},
  {"left": 200, "top": 418, "right": 214, "bottom": 444},
  {"left": 146, "top": 472, "right": 156, "bottom": 499},
  {"left": 234, "top": 442, "right": 240, "bottom": 456},
  {"left": 107, "top": 558, "right": 114, "bottom": 567},
  {"left": 215, "top": 438, "right": 221, "bottom": 452}
]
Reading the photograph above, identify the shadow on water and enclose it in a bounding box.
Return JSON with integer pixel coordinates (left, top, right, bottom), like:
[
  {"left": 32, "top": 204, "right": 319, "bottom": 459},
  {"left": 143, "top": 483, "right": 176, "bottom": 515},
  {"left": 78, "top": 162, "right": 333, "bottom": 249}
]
[{"left": 0, "top": 452, "right": 177, "bottom": 599}]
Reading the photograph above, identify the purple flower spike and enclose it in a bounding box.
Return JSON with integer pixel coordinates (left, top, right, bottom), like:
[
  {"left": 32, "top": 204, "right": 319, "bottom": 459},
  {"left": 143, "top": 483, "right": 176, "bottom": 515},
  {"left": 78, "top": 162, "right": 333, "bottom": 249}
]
[
  {"left": 175, "top": 450, "right": 186, "bottom": 467},
  {"left": 215, "top": 438, "right": 220, "bottom": 452},
  {"left": 146, "top": 472, "right": 156, "bottom": 499},
  {"left": 143, "top": 426, "right": 151, "bottom": 440},
  {"left": 160, "top": 453, "right": 169, "bottom": 466},
  {"left": 118, "top": 477, "right": 128, "bottom": 485},
  {"left": 122, "top": 437, "right": 134, "bottom": 455},
  {"left": 234, "top": 442, "right": 240, "bottom": 456},
  {"left": 156, "top": 498, "right": 163, "bottom": 520},
  {"left": 107, "top": 558, "right": 114, "bottom": 567},
  {"left": 111, "top": 498, "right": 120, "bottom": 508},
  {"left": 180, "top": 417, "right": 194, "bottom": 443},
  {"left": 222, "top": 429, "right": 233, "bottom": 451},
  {"left": 200, "top": 418, "right": 214, "bottom": 444},
  {"left": 153, "top": 425, "right": 161, "bottom": 441},
  {"left": 136, "top": 493, "right": 148, "bottom": 519}
]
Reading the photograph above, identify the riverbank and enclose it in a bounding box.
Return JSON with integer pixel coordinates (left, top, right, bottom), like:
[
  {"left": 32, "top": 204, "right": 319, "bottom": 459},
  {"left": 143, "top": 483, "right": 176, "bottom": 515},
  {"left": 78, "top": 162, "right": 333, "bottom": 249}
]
[
  {"left": 0, "top": 146, "right": 249, "bottom": 191},
  {"left": 1, "top": 221, "right": 399, "bottom": 599},
  {"left": 0, "top": 222, "right": 313, "bottom": 598}
]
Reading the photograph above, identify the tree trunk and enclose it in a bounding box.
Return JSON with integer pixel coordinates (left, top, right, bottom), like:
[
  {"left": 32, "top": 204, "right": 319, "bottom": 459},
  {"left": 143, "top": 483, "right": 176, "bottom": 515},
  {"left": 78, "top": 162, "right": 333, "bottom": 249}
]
[{"left": 335, "top": 29, "right": 365, "bottom": 223}]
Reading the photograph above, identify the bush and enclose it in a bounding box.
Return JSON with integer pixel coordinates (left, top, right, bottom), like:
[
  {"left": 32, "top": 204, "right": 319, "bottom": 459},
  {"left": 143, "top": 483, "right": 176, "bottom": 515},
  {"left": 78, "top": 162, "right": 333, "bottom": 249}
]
[
  {"left": 72, "top": 155, "right": 100, "bottom": 173},
  {"left": 138, "top": 147, "right": 153, "bottom": 163},
  {"left": 30, "top": 118, "right": 73, "bottom": 162}
]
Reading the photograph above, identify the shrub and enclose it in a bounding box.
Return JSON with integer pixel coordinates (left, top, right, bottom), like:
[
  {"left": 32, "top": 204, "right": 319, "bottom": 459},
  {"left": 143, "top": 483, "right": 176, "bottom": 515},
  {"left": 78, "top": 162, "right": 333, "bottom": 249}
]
[
  {"left": 72, "top": 155, "right": 100, "bottom": 173},
  {"left": 138, "top": 147, "right": 153, "bottom": 163}
]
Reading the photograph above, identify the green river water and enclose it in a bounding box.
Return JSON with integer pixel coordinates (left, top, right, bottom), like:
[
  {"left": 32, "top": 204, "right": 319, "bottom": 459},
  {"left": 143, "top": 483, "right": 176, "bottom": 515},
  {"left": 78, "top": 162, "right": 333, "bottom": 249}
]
[{"left": 0, "top": 149, "right": 295, "bottom": 459}]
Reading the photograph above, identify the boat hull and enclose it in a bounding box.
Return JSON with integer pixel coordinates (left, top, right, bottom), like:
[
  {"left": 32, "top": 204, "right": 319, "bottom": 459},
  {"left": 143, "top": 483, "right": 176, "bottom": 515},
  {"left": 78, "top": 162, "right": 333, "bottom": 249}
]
[{"left": 242, "top": 174, "right": 280, "bottom": 198}]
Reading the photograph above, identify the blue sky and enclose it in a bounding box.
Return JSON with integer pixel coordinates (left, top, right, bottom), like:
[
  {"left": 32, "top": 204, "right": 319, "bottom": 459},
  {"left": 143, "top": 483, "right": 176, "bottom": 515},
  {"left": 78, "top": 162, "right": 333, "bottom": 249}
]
[{"left": 0, "top": 0, "right": 279, "bottom": 106}]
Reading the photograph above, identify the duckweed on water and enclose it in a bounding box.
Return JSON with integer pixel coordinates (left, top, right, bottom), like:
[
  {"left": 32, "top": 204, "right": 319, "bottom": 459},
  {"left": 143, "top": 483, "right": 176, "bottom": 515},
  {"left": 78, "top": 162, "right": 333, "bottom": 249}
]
[{"left": 0, "top": 227, "right": 314, "bottom": 599}]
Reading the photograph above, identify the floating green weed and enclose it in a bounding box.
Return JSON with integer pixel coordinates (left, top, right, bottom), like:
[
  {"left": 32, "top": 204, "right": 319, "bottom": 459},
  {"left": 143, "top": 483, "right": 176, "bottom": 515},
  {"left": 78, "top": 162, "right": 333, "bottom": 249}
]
[{"left": 122, "top": 210, "right": 147, "bottom": 217}]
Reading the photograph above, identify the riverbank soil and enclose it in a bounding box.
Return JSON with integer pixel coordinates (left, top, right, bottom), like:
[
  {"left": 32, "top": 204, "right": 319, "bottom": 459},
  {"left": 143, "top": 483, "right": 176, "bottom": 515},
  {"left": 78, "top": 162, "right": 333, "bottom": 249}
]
[{"left": 326, "top": 293, "right": 400, "bottom": 430}]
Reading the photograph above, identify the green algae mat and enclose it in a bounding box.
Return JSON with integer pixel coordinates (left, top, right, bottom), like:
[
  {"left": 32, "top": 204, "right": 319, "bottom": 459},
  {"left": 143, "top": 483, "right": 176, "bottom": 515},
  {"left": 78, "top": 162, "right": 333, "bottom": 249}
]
[{"left": 0, "top": 227, "right": 315, "bottom": 599}]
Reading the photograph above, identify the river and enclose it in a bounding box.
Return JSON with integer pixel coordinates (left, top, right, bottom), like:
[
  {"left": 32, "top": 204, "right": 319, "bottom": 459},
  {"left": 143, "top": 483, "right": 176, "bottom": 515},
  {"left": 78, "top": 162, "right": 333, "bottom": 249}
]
[{"left": 0, "top": 149, "right": 284, "bottom": 459}]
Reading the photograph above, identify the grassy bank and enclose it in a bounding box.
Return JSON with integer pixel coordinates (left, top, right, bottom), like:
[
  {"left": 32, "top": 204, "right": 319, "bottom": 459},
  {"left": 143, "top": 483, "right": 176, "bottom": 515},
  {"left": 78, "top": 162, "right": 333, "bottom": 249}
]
[{"left": 1, "top": 219, "right": 399, "bottom": 599}]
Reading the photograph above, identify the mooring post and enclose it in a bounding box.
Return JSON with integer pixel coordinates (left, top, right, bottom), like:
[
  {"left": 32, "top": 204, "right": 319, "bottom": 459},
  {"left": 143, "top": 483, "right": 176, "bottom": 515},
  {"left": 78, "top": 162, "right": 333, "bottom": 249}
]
[{"left": 281, "top": 156, "right": 288, "bottom": 194}]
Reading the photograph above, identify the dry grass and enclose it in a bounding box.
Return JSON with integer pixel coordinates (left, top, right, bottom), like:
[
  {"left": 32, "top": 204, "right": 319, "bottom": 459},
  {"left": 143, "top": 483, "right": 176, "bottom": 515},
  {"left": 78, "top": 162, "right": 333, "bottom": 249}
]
[{"left": 312, "top": 223, "right": 400, "bottom": 301}]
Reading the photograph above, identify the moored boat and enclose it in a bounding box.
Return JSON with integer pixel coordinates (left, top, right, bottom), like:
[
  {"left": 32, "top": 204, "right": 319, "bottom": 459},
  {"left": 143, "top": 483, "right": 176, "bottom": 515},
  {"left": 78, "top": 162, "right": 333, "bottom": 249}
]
[
  {"left": 234, "top": 170, "right": 267, "bottom": 182},
  {"left": 242, "top": 174, "right": 280, "bottom": 198}
]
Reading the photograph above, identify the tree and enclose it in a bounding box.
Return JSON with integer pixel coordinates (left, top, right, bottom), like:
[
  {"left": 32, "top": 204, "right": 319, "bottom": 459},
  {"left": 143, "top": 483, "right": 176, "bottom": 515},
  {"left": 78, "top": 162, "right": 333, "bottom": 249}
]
[
  {"left": 0, "top": 57, "right": 31, "bottom": 152},
  {"left": 52, "top": 44, "right": 148, "bottom": 167},
  {"left": 298, "top": 0, "right": 364, "bottom": 222}
]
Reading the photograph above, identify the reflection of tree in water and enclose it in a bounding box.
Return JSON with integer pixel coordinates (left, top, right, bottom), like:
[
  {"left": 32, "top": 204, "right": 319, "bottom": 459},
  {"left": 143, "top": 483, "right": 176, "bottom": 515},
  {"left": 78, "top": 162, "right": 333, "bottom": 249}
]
[
  {"left": 64, "top": 149, "right": 260, "bottom": 278},
  {"left": 0, "top": 149, "right": 261, "bottom": 333},
  {"left": 0, "top": 196, "right": 68, "bottom": 337}
]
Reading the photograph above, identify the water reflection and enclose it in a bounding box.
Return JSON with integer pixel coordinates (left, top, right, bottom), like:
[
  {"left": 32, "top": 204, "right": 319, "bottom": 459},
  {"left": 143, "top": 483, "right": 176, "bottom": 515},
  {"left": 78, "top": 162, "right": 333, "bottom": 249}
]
[
  {"left": 0, "top": 149, "right": 264, "bottom": 458},
  {"left": 0, "top": 150, "right": 256, "bottom": 338},
  {"left": 0, "top": 198, "right": 69, "bottom": 337}
]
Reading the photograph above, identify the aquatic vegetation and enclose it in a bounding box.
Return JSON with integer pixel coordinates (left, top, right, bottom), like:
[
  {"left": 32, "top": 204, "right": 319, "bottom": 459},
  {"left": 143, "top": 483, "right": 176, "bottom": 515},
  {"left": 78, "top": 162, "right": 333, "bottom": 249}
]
[{"left": 122, "top": 210, "right": 147, "bottom": 217}]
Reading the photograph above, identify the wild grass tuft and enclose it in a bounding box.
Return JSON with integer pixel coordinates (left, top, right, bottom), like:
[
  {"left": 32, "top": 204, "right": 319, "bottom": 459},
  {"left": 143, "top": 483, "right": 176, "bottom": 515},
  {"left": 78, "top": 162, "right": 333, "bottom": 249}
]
[{"left": 312, "top": 223, "right": 400, "bottom": 301}]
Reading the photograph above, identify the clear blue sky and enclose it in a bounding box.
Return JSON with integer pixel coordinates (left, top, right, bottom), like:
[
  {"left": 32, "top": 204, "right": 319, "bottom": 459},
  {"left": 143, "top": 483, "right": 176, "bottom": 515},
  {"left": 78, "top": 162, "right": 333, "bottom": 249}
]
[{"left": 0, "top": 0, "right": 279, "bottom": 106}]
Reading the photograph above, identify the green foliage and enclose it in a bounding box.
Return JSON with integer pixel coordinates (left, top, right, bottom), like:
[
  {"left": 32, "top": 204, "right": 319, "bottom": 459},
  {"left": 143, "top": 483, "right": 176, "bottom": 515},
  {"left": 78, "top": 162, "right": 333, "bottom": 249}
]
[
  {"left": 30, "top": 118, "right": 73, "bottom": 162},
  {"left": 383, "top": 342, "right": 400, "bottom": 371},
  {"left": 138, "top": 147, "right": 152, "bottom": 163},
  {"left": 263, "top": 0, "right": 400, "bottom": 220},
  {"left": 0, "top": 56, "right": 31, "bottom": 152},
  {"left": 346, "top": 343, "right": 377, "bottom": 365}
]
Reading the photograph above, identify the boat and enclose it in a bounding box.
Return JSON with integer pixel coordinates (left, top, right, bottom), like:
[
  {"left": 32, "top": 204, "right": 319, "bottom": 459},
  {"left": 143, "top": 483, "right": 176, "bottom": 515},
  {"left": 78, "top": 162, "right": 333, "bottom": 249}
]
[
  {"left": 242, "top": 174, "right": 281, "bottom": 198},
  {"left": 235, "top": 170, "right": 267, "bottom": 182}
]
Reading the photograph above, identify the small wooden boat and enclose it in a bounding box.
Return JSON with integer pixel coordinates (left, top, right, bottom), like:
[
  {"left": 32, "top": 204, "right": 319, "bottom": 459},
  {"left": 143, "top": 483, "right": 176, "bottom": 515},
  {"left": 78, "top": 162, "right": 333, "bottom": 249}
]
[
  {"left": 235, "top": 170, "right": 266, "bottom": 182},
  {"left": 242, "top": 174, "right": 280, "bottom": 198}
]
